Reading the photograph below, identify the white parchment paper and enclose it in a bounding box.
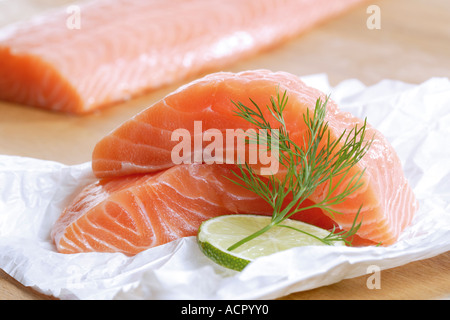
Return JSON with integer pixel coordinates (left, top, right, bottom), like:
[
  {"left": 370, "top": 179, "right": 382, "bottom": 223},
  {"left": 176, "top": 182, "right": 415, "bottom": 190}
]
[{"left": 0, "top": 75, "right": 449, "bottom": 299}]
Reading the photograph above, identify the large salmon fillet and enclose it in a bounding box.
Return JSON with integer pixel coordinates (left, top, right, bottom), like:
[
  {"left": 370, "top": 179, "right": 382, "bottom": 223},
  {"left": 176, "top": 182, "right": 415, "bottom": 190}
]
[
  {"left": 52, "top": 164, "right": 333, "bottom": 255},
  {"left": 0, "top": 0, "right": 366, "bottom": 114},
  {"left": 92, "top": 70, "right": 418, "bottom": 245}
]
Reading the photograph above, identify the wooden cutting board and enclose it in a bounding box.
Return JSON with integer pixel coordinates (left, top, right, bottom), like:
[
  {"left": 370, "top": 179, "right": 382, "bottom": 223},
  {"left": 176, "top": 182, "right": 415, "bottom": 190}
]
[{"left": 0, "top": 0, "right": 449, "bottom": 300}]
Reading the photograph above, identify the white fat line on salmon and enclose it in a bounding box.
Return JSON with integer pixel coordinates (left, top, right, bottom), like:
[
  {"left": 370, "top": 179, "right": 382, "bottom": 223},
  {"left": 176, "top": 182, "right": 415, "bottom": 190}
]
[{"left": 171, "top": 120, "right": 279, "bottom": 175}]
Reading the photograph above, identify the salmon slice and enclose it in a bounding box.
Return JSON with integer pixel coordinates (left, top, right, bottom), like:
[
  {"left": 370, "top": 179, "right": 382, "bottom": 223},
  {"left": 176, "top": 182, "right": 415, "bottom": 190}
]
[
  {"left": 92, "top": 70, "right": 418, "bottom": 245},
  {"left": 0, "top": 0, "right": 366, "bottom": 114},
  {"left": 52, "top": 164, "right": 334, "bottom": 255}
]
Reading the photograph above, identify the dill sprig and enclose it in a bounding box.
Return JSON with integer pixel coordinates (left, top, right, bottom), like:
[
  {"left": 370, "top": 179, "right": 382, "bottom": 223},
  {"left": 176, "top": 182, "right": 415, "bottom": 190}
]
[{"left": 227, "top": 90, "right": 373, "bottom": 250}]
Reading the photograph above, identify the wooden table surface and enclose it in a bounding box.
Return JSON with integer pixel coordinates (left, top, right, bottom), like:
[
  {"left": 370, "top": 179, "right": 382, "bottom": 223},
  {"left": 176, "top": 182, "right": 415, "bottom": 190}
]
[{"left": 0, "top": 0, "right": 449, "bottom": 300}]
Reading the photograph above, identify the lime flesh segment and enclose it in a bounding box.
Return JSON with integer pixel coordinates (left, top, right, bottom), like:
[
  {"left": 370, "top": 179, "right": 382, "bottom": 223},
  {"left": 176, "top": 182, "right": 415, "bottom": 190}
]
[{"left": 197, "top": 214, "right": 344, "bottom": 271}]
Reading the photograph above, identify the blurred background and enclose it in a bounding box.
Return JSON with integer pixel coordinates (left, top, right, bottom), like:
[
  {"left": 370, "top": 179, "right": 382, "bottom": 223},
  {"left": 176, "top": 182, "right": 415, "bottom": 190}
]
[
  {"left": 1, "top": 0, "right": 448, "bottom": 165},
  {"left": 1, "top": 0, "right": 448, "bottom": 86}
]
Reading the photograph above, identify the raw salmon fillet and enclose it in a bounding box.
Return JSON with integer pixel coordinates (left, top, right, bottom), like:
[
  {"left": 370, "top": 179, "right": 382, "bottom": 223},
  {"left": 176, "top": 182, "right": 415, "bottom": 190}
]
[
  {"left": 0, "top": 0, "right": 366, "bottom": 114},
  {"left": 52, "top": 164, "right": 334, "bottom": 255},
  {"left": 92, "top": 70, "right": 418, "bottom": 245}
]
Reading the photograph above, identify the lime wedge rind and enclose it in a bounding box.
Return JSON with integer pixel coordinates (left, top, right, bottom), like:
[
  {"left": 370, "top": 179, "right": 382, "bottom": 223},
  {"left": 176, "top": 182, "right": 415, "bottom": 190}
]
[{"left": 198, "top": 241, "right": 250, "bottom": 272}]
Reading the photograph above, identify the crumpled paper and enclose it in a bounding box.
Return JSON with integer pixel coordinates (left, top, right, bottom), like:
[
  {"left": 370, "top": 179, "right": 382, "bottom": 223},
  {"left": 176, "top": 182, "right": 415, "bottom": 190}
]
[{"left": 0, "top": 75, "right": 449, "bottom": 300}]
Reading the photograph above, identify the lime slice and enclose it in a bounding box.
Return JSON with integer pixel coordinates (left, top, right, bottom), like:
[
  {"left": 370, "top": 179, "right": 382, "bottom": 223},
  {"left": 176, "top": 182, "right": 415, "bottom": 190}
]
[{"left": 197, "top": 214, "right": 344, "bottom": 271}]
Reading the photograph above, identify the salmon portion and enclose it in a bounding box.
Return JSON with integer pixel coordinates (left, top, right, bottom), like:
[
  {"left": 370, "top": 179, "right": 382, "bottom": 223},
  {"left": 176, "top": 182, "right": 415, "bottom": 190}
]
[
  {"left": 0, "top": 0, "right": 365, "bottom": 114},
  {"left": 52, "top": 164, "right": 334, "bottom": 255},
  {"left": 92, "top": 70, "right": 418, "bottom": 245}
]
